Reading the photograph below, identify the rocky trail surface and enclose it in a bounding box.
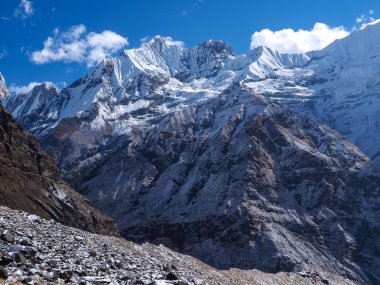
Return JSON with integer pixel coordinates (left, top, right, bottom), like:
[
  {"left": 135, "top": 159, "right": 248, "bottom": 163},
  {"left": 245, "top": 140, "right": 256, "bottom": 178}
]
[{"left": 0, "top": 206, "right": 357, "bottom": 285}]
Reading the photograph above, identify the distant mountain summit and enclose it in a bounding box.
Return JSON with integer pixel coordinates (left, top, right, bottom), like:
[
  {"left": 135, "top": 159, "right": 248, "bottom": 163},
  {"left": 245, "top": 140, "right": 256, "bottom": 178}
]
[
  {"left": 4, "top": 23, "right": 380, "bottom": 284},
  {"left": 4, "top": 82, "right": 59, "bottom": 132},
  {"left": 0, "top": 73, "right": 10, "bottom": 100}
]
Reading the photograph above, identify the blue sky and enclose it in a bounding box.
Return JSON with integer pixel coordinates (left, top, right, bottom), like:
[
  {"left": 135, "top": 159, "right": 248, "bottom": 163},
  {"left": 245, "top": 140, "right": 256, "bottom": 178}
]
[{"left": 1, "top": 0, "right": 379, "bottom": 91}]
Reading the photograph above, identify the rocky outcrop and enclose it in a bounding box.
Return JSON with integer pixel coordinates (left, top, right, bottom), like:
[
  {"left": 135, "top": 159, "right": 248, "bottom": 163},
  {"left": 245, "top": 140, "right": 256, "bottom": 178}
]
[{"left": 0, "top": 103, "right": 117, "bottom": 235}]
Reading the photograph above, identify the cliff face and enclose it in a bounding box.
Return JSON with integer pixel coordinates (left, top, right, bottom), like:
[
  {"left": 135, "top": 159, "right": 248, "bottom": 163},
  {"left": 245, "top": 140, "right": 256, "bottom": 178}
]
[{"left": 0, "top": 102, "right": 118, "bottom": 235}]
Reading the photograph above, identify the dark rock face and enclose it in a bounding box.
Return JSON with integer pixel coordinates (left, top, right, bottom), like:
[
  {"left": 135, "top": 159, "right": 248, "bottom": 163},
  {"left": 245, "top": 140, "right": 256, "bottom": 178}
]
[
  {"left": 77, "top": 86, "right": 380, "bottom": 284},
  {"left": 176, "top": 40, "right": 234, "bottom": 82},
  {"left": 0, "top": 103, "right": 117, "bottom": 235}
]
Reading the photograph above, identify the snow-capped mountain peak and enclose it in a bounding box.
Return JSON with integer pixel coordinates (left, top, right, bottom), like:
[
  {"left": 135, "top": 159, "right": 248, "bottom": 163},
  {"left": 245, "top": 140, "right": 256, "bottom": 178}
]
[
  {"left": 7, "top": 25, "right": 380, "bottom": 169},
  {"left": 5, "top": 82, "right": 58, "bottom": 129},
  {"left": 0, "top": 73, "right": 10, "bottom": 100}
]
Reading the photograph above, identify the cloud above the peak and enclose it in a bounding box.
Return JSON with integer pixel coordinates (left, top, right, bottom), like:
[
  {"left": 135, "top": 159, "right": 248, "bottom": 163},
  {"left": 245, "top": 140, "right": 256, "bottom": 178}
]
[
  {"left": 355, "top": 10, "right": 380, "bottom": 30},
  {"left": 159, "top": 36, "right": 185, "bottom": 47},
  {"left": 250, "top": 23, "right": 349, "bottom": 54},
  {"left": 8, "top": 82, "right": 39, "bottom": 95},
  {"left": 30, "top": 25, "right": 129, "bottom": 67}
]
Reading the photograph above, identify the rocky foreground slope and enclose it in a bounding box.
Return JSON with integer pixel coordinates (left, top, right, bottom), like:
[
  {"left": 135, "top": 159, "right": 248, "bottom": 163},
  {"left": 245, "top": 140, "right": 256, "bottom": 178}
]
[
  {"left": 0, "top": 206, "right": 356, "bottom": 285},
  {"left": 0, "top": 101, "right": 117, "bottom": 235}
]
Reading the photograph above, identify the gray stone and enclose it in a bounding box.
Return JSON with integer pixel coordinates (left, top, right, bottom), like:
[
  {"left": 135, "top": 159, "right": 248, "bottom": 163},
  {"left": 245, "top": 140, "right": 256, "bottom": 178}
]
[{"left": 1, "top": 231, "right": 14, "bottom": 243}]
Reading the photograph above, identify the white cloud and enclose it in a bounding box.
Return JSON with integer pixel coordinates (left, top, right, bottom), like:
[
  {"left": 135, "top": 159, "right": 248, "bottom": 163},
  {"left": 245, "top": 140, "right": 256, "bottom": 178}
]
[
  {"left": 360, "top": 18, "right": 380, "bottom": 30},
  {"left": 9, "top": 81, "right": 67, "bottom": 94},
  {"left": 140, "top": 36, "right": 150, "bottom": 43},
  {"left": 9, "top": 82, "right": 39, "bottom": 95},
  {"left": 250, "top": 23, "right": 349, "bottom": 54},
  {"left": 55, "top": 82, "right": 67, "bottom": 90},
  {"left": 0, "top": 47, "right": 7, "bottom": 59},
  {"left": 354, "top": 10, "right": 379, "bottom": 30},
  {"left": 160, "top": 36, "right": 185, "bottom": 47},
  {"left": 356, "top": 15, "right": 366, "bottom": 24},
  {"left": 14, "top": 0, "right": 34, "bottom": 20},
  {"left": 30, "top": 25, "right": 129, "bottom": 67}
]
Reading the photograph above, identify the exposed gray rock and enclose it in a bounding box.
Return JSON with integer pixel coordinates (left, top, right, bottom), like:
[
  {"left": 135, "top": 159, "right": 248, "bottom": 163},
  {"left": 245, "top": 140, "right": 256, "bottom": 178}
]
[{"left": 1, "top": 231, "right": 14, "bottom": 243}]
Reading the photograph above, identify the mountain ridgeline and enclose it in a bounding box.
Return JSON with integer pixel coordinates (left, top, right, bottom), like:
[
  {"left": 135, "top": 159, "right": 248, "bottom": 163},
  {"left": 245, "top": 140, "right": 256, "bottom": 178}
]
[{"left": 3, "top": 23, "right": 380, "bottom": 284}]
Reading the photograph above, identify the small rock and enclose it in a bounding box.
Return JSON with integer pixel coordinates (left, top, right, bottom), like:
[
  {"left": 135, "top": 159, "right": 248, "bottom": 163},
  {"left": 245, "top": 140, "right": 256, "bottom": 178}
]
[
  {"left": 0, "top": 266, "right": 8, "bottom": 279},
  {"left": 47, "top": 259, "right": 58, "bottom": 267},
  {"left": 171, "top": 264, "right": 178, "bottom": 271},
  {"left": 1, "top": 230, "right": 14, "bottom": 243},
  {"left": 21, "top": 246, "right": 37, "bottom": 257},
  {"left": 14, "top": 252, "right": 27, "bottom": 264},
  {"left": 59, "top": 270, "right": 73, "bottom": 280},
  {"left": 75, "top": 236, "right": 84, "bottom": 241},
  {"left": 27, "top": 215, "right": 41, "bottom": 223},
  {"left": 20, "top": 238, "right": 31, "bottom": 246},
  {"left": 44, "top": 271, "right": 58, "bottom": 281},
  {"left": 166, "top": 272, "right": 178, "bottom": 280},
  {"left": 0, "top": 251, "right": 13, "bottom": 265},
  {"left": 163, "top": 263, "right": 171, "bottom": 272},
  {"left": 22, "top": 276, "right": 32, "bottom": 283}
]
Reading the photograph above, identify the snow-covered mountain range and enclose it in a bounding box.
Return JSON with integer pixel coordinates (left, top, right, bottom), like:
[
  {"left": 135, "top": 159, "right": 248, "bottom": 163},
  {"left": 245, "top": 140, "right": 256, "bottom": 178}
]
[
  {"left": 3, "top": 22, "right": 380, "bottom": 284},
  {"left": 5, "top": 23, "right": 380, "bottom": 169}
]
